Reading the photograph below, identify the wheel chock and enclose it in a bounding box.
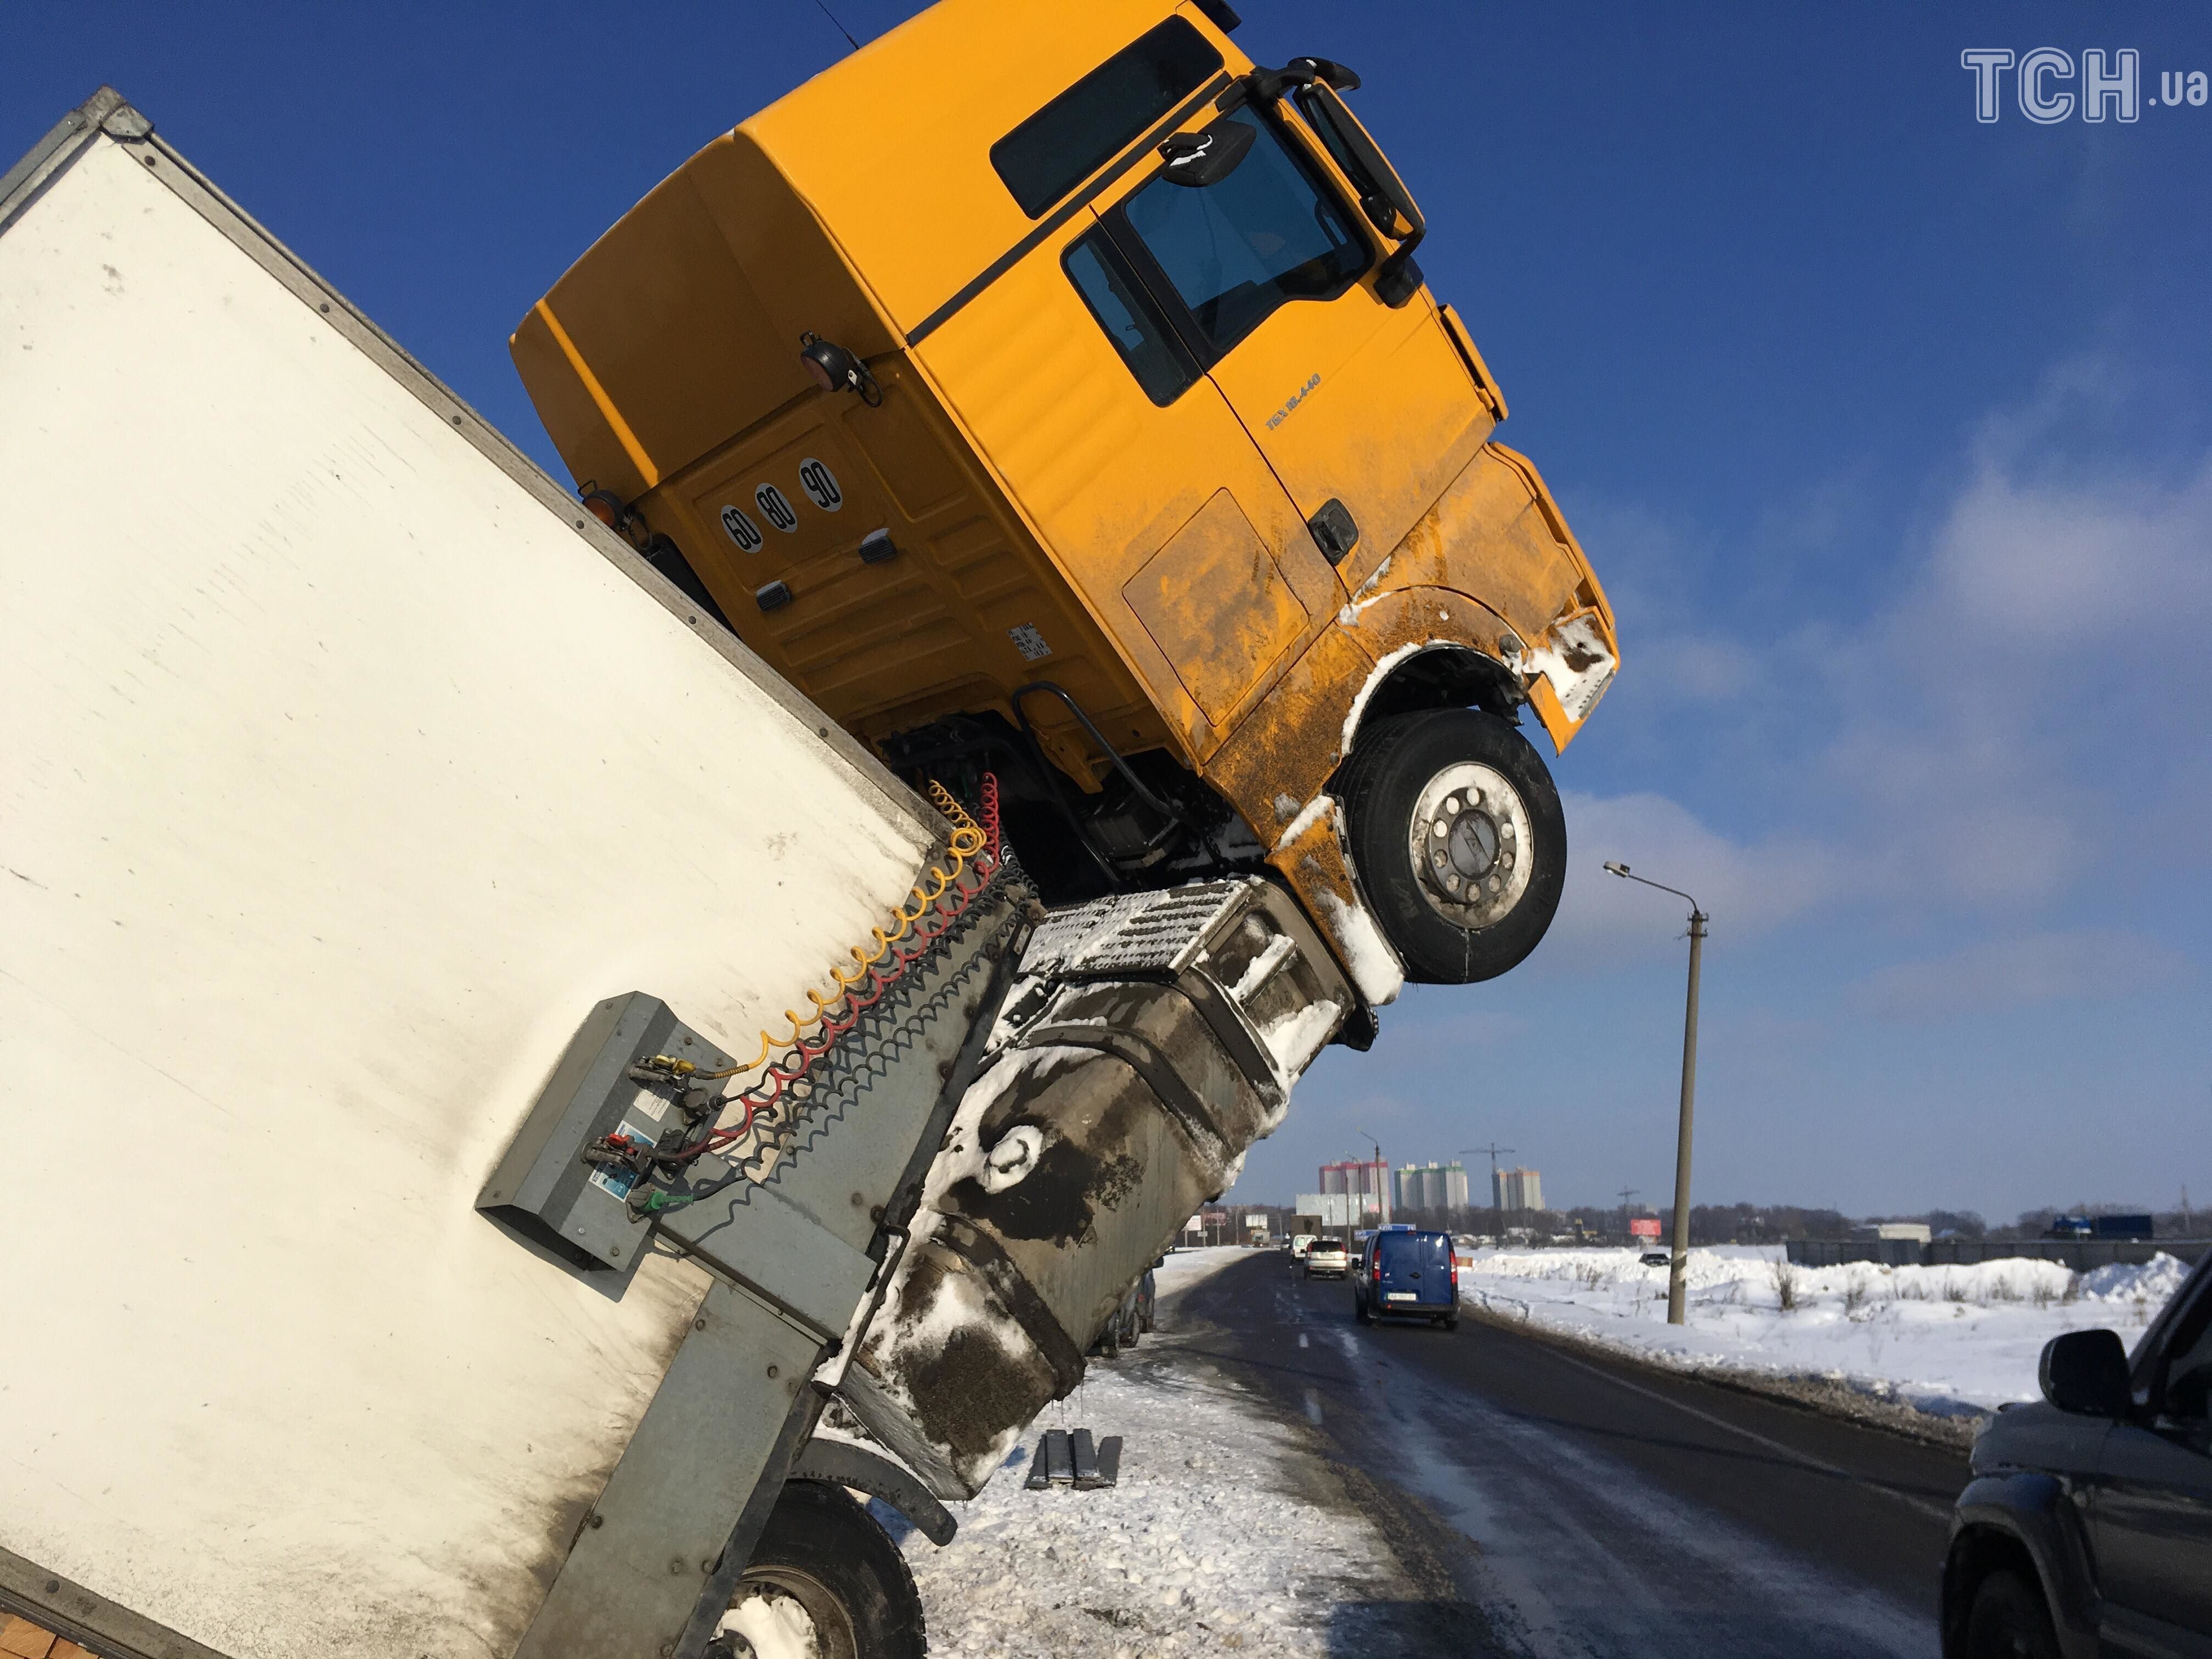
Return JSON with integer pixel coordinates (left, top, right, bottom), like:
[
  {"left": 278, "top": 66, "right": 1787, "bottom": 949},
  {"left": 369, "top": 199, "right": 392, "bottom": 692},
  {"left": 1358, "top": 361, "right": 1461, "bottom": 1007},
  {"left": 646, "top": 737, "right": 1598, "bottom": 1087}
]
[{"left": 1026, "top": 1427, "right": 1122, "bottom": 1489}]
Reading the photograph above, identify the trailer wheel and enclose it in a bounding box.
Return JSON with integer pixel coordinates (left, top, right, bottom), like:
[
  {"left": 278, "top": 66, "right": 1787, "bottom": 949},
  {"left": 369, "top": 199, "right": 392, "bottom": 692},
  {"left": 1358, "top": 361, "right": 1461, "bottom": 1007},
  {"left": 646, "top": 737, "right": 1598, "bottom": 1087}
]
[
  {"left": 718, "top": 1480, "right": 926, "bottom": 1659},
  {"left": 1338, "top": 708, "right": 1565, "bottom": 984}
]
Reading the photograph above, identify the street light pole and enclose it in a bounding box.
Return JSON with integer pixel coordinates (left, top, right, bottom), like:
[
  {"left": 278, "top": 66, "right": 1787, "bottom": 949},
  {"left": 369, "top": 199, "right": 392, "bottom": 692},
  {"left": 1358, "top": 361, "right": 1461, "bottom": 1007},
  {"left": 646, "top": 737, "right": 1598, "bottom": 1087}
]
[{"left": 1603, "top": 861, "right": 1707, "bottom": 1327}]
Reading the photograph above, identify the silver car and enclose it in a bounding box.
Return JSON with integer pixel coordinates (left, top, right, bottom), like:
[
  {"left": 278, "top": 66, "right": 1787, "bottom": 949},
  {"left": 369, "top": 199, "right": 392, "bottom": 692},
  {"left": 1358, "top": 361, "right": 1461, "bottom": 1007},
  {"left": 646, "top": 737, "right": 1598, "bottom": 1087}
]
[{"left": 1303, "top": 1239, "right": 1350, "bottom": 1279}]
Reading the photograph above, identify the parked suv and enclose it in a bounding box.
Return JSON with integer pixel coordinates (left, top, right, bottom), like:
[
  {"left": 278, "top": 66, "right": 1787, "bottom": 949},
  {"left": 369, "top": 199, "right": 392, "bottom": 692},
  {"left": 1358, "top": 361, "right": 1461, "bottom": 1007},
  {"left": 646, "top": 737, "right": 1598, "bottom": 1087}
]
[
  {"left": 1942, "top": 1249, "right": 2212, "bottom": 1657},
  {"left": 1302, "top": 1238, "right": 1349, "bottom": 1280},
  {"left": 1354, "top": 1226, "right": 1458, "bottom": 1328}
]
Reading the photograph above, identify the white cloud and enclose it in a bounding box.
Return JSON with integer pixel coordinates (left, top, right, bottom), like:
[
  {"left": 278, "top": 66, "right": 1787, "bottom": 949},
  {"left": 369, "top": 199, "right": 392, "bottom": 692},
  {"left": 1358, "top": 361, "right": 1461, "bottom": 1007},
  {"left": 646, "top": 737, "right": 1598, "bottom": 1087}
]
[
  {"left": 1920, "top": 452, "right": 2212, "bottom": 646},
  {"left": 1624, "top": 630, "right": 1765, "bottom": 706},
  {"left": 1380, "top": 1008, "right": 1532, "bottom": 1064},
  {"left": 1571, "top": 360, "right": 2212, "bottom": 929},
  {"left": 1848, "top": 930, "right": 2198, "bottom": 1022},
  {"left": 1528, "top": 789, "right": 1858, "bottom": 972}
]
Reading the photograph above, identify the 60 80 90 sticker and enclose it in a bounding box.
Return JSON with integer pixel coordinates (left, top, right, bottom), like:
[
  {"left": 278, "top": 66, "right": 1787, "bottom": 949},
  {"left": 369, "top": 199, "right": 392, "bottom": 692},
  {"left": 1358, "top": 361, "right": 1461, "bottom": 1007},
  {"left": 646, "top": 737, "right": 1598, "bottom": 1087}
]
[
  {"left": 797, "top": 458, "right": 843, "bottom": 511},
  {"left": 755, "top": 483, "right": 799, "bottom": 533},
  {"left": 720, "top": 504, "right": 764, "bottom": 552}
]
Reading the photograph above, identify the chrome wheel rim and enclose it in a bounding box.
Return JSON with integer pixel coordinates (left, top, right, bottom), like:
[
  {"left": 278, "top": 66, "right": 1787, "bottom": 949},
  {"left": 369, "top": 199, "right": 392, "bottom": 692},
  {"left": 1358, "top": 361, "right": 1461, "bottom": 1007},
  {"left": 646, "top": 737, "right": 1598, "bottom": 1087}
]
[
  {"left": 723, "top": 1564, "right": 855, "bottom": 1659},
  {"left": 1406, "top": 761, "right": 1533, "bottom": 928}
]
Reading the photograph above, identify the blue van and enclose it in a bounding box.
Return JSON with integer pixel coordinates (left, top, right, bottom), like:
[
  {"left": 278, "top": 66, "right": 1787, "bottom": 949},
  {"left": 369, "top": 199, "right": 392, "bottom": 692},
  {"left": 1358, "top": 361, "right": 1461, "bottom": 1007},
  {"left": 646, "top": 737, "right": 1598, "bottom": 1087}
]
[{"left": 1355, "top": 1226, "right": 1459, "bottom": 1329}]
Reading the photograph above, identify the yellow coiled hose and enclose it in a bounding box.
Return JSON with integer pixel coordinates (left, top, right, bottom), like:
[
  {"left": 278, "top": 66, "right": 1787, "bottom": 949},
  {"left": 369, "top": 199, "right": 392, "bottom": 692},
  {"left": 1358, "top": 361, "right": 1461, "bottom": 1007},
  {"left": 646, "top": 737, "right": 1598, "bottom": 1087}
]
[{"left": 650, "top": 781, "right": 988, "bottom": 1082}]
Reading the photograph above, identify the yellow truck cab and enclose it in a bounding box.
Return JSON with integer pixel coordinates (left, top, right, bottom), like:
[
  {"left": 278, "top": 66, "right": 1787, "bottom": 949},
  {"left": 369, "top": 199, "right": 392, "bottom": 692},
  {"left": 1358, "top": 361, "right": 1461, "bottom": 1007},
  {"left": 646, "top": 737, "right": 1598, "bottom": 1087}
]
[{"left": 512, "top": 0, "right": 1617, "bottom": 1011}]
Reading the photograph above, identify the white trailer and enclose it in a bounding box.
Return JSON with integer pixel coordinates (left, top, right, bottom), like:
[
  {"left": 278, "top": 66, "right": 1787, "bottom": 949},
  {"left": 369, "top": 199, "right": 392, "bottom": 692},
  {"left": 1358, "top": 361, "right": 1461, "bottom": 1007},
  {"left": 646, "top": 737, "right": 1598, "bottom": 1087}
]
[
  {"left": 0, "top": 87, "right": 1025, "bottom": 1659},
  {"left": 0, "top": 89, "right": 1347, "bottom": 1659}
]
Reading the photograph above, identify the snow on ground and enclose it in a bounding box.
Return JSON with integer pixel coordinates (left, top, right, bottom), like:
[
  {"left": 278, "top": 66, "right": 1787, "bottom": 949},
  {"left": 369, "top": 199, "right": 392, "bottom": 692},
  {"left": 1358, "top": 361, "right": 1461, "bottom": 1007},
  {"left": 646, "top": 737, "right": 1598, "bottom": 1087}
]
[
  {"left": 886, "top": 1249, "right": 1417, "bottom": 1657},
  {"left": 1149, "top": 1243, "right": 1250, "bottom": 1297},
  {"left": 1457, "top": 1245, "right": 2197, "bottom": 1421}
]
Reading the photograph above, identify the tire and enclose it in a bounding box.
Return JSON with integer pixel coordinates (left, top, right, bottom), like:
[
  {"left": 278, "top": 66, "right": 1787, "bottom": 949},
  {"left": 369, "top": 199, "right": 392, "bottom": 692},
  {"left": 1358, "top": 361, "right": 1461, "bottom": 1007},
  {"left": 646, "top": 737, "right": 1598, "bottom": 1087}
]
[
  {"left": 1356, "top": 1296, "right": 1373, "bottom": 1325},
  {"left": 1443, "top": 1318, "right": 1459, "bottom": 1332},
  {"left": 1963, "top": 1570, "right": 2058, "bottom": 1659},
  {"left": 721, "top": 1480, "right": 926, "bottom": 1659},
  {"left": 1338, "top": 708, "right": 1566, "bottom": 984}
]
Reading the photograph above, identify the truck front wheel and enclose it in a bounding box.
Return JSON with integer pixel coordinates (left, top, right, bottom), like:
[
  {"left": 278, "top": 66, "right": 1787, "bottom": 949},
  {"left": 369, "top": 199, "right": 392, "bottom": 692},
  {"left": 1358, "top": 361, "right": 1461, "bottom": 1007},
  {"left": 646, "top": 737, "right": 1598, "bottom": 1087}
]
[
  {"left": 1339, "top": 709, "right": 1566, "bottom": 984},
  {"left": 716, "top": 1480, "right": 926, "bottom": 1659}
]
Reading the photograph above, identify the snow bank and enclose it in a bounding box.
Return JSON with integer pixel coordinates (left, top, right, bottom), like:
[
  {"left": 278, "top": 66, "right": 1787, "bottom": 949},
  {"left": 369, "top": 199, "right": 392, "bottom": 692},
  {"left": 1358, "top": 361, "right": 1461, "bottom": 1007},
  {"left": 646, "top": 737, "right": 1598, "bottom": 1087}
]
[
  {"left": 1457, "top": 1246, "right": 2196, "bottom": 1420},
  {"left": 888, "top": 1338, "right": 1403, "bottom": 1656},
  {"left": 1151, "top": 1245, "right": 1254, "bottom": 1301}
]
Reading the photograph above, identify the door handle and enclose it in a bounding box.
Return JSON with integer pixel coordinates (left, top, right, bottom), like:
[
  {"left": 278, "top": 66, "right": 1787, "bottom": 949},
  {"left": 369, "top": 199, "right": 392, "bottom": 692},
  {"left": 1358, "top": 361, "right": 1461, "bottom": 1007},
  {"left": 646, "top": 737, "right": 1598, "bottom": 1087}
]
[{"left": 1308, "top": 499, "right": 1359, "bottom": 566}]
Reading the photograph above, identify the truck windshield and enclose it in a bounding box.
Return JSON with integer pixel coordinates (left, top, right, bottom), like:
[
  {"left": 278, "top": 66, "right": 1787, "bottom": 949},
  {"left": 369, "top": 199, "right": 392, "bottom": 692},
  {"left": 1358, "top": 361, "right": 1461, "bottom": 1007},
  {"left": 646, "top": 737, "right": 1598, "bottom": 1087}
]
[{"left": 1116, "top": 107, "right": 1369, "bottom": 362}]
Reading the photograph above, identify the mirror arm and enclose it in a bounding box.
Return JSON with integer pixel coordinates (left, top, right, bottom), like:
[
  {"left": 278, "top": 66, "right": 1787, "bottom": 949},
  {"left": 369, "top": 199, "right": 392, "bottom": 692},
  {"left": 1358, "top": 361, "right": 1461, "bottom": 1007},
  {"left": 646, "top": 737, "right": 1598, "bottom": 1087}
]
[
  {"left": 1289, "top": 57, "right": 1362, "bottom": 93},
  {"left": 1374, "top": 226, "right": 1427, "bottom": 307},
  {"left": 1245, "top": 63, "right": 1317, "bottom": 104}
]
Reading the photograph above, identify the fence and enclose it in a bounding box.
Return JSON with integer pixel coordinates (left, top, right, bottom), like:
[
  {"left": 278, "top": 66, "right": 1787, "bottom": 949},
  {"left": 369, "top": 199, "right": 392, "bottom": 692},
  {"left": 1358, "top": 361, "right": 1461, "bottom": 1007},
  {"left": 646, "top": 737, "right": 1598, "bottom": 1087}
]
[
  {"left": 1784, "top": 1239, "right": 1923, "bottom": 1267},
  {"left": 1786, "top": 1237, "right": 2211, "bottom": 1271}
]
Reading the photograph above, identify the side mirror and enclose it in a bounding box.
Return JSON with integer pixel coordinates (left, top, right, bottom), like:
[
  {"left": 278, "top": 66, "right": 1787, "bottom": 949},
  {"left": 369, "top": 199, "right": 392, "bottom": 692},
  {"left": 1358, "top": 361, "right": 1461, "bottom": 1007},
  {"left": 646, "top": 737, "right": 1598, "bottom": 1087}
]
[
  {"left": 2039, "top": 1328, "right": 2131, "bottom": 1418},
  {"left": 1158, "top": 118, "right": 1256, "bottom": 188},
  {"left": 1288, "top": 81, "right": 1427, "bottom": 307}
]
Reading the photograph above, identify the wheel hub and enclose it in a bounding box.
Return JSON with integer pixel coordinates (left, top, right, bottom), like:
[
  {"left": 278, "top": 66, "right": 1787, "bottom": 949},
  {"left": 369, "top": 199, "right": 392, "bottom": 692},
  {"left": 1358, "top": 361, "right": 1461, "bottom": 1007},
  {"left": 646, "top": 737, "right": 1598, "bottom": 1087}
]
[
  {"left": 1406, "top": 761, "right": 1534, "bottom": 929},
  {"left": 724, "top": 1565, "right": 853, "bottom": 1659}
]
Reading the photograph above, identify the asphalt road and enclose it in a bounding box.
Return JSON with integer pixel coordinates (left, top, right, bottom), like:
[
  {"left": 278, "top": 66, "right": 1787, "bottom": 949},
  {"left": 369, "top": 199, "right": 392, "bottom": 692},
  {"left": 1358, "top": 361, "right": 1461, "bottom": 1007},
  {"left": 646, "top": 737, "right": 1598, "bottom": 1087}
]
[{"left": 1170, "top": 1254, "right": 1969, "bottom": 1658}]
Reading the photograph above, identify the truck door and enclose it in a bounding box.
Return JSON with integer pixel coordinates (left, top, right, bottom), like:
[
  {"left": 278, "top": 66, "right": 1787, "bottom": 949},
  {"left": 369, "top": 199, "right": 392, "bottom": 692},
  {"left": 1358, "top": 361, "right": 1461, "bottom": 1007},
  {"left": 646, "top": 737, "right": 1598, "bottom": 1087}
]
[
  {"left": 1096, "top": 95, "right": 1493, "bottom": 594},
  {"left": 918, "top": 209, "right": 1345, "bottom": 763}
]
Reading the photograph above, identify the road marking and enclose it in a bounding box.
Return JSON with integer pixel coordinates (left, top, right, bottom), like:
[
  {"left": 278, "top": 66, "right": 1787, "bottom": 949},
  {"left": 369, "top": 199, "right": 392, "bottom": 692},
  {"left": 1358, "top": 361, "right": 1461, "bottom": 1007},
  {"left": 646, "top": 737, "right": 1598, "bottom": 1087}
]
[
  {"left": 1304, "top": 1388, "right": 1324, "bottom": 1425},
  {"left": 1536, "top": 1344, "right": 1950, "bottom": 1522},
  {"left": 1299, "top": 1333, "right": 1309, "bottom": 1348}
]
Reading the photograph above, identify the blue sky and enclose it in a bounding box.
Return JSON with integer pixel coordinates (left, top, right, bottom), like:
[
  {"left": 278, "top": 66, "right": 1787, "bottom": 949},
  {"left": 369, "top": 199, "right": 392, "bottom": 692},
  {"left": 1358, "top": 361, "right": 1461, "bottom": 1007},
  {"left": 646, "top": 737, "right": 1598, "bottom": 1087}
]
[{"left": 12, "top": 4, "right": 2207, "bottom": 1221}]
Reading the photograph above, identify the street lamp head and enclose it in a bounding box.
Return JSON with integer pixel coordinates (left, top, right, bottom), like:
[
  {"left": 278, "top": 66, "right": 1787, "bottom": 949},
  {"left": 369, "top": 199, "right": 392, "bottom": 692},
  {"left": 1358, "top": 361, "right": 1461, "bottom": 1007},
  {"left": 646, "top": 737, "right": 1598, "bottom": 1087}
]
[{"left": 1603, "top": 860, "right": 1703, "bottom": 915}]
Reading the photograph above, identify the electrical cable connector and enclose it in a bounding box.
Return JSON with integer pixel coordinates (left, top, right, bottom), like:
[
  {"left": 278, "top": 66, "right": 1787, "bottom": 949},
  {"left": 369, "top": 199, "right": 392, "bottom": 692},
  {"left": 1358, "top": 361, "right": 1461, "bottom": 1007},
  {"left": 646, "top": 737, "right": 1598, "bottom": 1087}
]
[{"left": 586, "top": 776, "right": 1009, "bottom": 1211}]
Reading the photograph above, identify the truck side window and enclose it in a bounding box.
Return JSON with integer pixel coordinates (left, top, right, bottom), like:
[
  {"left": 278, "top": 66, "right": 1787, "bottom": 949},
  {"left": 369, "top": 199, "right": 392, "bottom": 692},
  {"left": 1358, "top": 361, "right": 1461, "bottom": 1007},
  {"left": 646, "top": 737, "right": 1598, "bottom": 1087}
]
[
  {"left": 1064, "top": 228, "right": 1201, "bottom": 406},
  {"left": 1115, "top": 108, "right": 1370, "bottom": 361},
  {"left": 991, "top": 19, "right": 1224, "bottom": 218}
]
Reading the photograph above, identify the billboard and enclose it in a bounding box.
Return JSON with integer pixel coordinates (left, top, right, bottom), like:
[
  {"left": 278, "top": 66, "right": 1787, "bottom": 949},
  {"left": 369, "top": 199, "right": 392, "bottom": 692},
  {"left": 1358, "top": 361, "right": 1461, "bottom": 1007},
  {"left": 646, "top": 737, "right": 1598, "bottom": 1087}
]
[{"left": 1628, "top": 1217, "right": 1663, "bottom": 1239}]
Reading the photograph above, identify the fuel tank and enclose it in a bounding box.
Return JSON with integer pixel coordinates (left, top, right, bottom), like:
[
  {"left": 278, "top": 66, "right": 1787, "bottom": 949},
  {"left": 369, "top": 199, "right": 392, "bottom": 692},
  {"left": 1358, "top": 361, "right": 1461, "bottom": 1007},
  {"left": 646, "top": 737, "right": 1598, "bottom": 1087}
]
[{"left": 837, "top": 879, "right": 1349, "bottom": 1496}]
